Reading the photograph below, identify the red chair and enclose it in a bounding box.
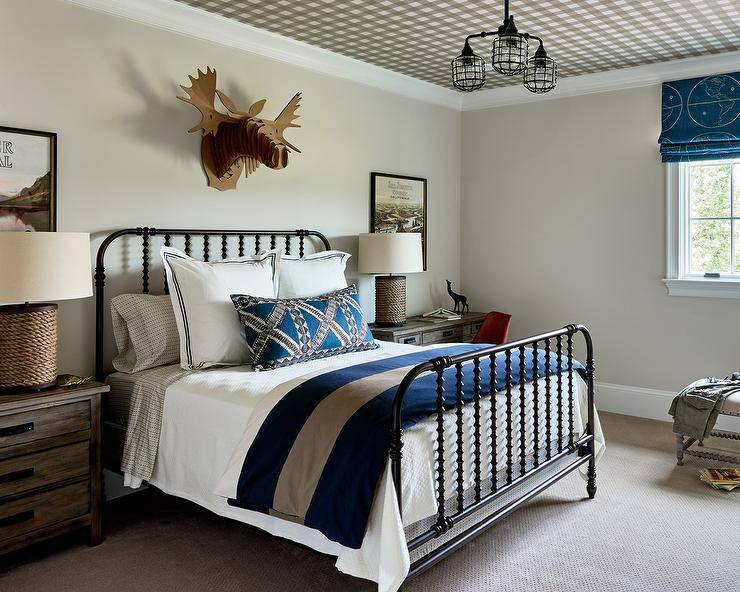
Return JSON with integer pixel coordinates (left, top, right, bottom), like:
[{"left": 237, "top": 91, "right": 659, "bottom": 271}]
[{"left": 472, "top": 311, "right": 511, "bottom": 345}]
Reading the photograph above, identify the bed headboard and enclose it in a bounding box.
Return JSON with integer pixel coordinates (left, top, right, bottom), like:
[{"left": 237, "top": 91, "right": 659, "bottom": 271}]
[{"left": 94, "top": 227, "right": 331, "bottom": 380}]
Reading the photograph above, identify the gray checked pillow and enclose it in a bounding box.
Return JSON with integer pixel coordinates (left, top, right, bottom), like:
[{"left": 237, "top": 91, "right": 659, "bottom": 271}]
[{"left": 111, "top": 294, "right": 180, "bottom": 373}]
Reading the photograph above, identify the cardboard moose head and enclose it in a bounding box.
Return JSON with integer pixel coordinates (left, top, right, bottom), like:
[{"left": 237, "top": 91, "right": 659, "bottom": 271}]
[{"left": 178, "top": 67, "right": 302, "bottom": 190}]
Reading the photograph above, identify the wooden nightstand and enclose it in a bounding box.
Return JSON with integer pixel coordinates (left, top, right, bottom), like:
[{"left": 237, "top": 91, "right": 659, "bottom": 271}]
[
  {"left": 0, "top": 381, "right": 109, "bottom": 554},
  {"left": 370, "top": 312, "right": 487, "bottom": 346}
]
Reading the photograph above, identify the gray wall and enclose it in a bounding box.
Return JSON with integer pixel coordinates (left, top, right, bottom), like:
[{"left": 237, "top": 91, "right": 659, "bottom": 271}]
[
  {"left": 461, "top": 85, "right": 740, "bottom": 391},
  {"left": 1, "top": 0, "right": 463, "bottom": 376},
  {"left": 6, "top": 1, "right": 736, "bottom": 391}
]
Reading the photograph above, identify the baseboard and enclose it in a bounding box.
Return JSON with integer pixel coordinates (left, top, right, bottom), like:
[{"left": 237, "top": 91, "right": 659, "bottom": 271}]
[
  {"left": 595, "top": 382, "right": 675, "bottom": 423},
  {"left": 596, "top": 381, "right": 736, "bottom": 431}
]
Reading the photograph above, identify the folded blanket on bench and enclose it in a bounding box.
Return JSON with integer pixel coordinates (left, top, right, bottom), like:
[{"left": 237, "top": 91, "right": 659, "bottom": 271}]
[{"left": 670, "top": 374, "right": 740, "bottom": 441}]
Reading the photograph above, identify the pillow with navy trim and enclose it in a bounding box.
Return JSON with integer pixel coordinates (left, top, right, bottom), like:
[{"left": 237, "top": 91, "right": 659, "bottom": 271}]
[
  {"left": 161, "top": 246, "right": 280, "bottom": 370},
  {"left": 278, "top": 250, "right": 350, "bottom": 299},
  {"left": 231, "top": 285, "right": 377, "bottom": 370}
]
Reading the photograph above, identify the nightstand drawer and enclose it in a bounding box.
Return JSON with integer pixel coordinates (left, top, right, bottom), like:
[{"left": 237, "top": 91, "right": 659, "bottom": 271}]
[
  {"left": 0, "top": 441, "right": 89, "bottom": 498},
  {"left": 422, "top": 326, "right": 465, "bottom": 344},
  {"left": 0, "top": 480, "right": 89, "bottom": 542},
  {"left": 370, "top": 314, "right": 487, "bottom": 347},
  {"left": 395, "top": 333, "right": 422, "bottom": 345},
  {"left": 0, "top": 401, "right": 90, "bottom": 449},
  {"left": 465, "top": 321, "right": 484, "bottom": 338}
]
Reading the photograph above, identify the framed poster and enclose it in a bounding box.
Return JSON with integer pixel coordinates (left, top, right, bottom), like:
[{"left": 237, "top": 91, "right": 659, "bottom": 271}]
[
  {"left": 0, "top": 126, "right": 57, "bottom": 231},
  {"left": 370, "top": 172, "right": 427, "bottom": 270}
]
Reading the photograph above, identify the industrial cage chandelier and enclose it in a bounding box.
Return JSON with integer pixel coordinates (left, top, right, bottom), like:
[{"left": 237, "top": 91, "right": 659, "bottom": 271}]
[{"left": 451, "top": 0, "right": 558, "bottom": 94}]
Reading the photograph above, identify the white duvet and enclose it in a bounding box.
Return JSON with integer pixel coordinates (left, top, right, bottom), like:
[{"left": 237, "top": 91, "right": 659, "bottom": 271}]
[{"left": 127, "top": 341, "right": 604, "bottom": 592}]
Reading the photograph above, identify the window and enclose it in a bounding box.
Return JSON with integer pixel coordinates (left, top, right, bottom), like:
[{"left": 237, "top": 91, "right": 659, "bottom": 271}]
[
  {"left": 685, "top": 160, "right": 740, "bottom": 276},
  {"left": 665, "top": 158, "right": 740, "bottom": 298}
]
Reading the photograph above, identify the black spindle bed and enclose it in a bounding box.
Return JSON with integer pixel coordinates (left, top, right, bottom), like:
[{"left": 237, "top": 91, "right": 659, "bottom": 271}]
[{"left": 95, "top": 227, "right": 597, "bottom": 588}]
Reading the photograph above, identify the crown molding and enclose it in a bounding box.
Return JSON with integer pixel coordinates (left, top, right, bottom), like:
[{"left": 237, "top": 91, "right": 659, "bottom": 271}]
[
  {"left": 59, "top": 0, "right": 463, "bottom": 110},
  {"left": 461, "top": 50, "right": 740, "bottom": 111},
  {"left": 59, "top": 0, "right": 739, "bottom": 113}
]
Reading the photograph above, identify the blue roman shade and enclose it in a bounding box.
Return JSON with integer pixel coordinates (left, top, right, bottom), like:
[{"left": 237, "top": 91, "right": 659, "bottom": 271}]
[{"left": 658, "top": 71, "right": 740, "bottom": 162}]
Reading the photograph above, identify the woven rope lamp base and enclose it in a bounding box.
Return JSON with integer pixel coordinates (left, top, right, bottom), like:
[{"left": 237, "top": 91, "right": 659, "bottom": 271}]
[
  {"left": 0, "top": 304, "right": 58, "bottom": 393},
  {"left": 375, "top": 275, "right": 407, "bottom": 327}
]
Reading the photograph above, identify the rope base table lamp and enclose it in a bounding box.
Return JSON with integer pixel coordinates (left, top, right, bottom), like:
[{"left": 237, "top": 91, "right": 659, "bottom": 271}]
[
  {"left": 0, "top": 232, "right": 92, "bottom": 393},
  {"left": 358, "top": 232, "right": 424, "bottom": 327}
]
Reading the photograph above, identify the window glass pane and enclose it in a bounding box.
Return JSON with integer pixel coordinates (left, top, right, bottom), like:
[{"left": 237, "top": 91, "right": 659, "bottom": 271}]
[
  {"left": 735, "top": 221, "right": 740, "bottom": 275},
  {"left": 690, "top": 163, "right": 731, "bottom": 218},
  {"left": 690, "top": 220, "right": 730, "bottom": 273},
  {"left": 734, "top": 163, "right": 740, "bottom": 216}
]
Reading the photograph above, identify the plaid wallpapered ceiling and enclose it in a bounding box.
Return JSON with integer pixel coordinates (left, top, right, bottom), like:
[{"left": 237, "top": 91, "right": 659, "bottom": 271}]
[{"left": 174, "top": 1, "right": 740, "bottom": 91}]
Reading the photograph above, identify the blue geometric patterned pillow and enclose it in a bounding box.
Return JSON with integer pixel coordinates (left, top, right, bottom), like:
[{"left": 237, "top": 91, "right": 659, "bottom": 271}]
[{"left": 231, "top": 285, "right": 378, "bottom": 370}]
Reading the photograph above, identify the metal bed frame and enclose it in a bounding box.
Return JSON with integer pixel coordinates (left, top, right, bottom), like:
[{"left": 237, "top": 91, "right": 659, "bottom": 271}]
[{"left": 95, "top": 227, "right": 597, "bottom": 588}]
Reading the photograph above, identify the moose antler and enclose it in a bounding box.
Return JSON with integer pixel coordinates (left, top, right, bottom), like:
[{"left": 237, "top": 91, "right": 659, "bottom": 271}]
[
  {"left": 215, "top": 90, "right": 266, "bottom": 118},
  {"left": 177, "top": 67, "right": 235, "bottom": 135},
  {"left": 273, "top": 92, "right": 302, "bottom": 153},
  {"left": 275, "top": 92, "right": 302, "bottom": 133}
]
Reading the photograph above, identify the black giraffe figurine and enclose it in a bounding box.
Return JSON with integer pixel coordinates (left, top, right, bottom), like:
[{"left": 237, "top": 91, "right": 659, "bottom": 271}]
[{"left": 445, "top": 280, "right": 469, "bottom": 314}]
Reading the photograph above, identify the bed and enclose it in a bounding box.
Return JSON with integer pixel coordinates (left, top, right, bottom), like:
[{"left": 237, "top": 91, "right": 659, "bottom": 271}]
[{"left": 95, "top": 227, "right": 603, "bottom": 591}]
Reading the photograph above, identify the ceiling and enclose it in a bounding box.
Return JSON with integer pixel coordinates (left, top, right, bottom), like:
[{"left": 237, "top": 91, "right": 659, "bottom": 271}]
[{"left": 174, "top": 1, "right": 740, "bottom": 91}]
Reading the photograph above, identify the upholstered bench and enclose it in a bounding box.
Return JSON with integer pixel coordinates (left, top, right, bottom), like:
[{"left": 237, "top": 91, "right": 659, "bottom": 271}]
[{"left": 676, "top": 392, "right": 740, "bottom": 465}]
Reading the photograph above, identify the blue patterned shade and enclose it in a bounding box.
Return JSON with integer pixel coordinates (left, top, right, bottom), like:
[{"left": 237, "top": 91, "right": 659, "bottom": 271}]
[{"left": 658, "top": 72, "right": 740, "bottom": 163}]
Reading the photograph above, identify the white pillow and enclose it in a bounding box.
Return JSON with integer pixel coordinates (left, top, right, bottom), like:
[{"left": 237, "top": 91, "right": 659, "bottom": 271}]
[
  {"left": 110, "top": 294, "right": 180, "bottom": 373},
  {"left": 278, "top": 250, "right": 350, "bottom": 299},
  {"left": 161, "top": 246, "right": 280, "bottom": 370}
]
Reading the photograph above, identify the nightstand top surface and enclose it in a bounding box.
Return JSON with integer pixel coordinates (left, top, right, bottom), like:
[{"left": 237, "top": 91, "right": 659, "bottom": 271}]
[
  {"left": 0, "top": 380, "right": 109, "bottom": 411},
  {"left": 370, "top": 311, "right": 486, "bottom": 336}
]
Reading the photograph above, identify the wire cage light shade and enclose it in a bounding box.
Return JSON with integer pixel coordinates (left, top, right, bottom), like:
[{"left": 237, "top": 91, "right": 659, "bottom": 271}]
[
  {"left": 523, "top": 51, "right": 557, "bottom": 93},
  {"left": 451, "top": 52, "right": 486, "bottom": 92},
  {"left": 492, "top": 33, "right": 528, "bottom": 76},
  {"left": 450, "top": 1, "right": 557, "bottom": 94}
]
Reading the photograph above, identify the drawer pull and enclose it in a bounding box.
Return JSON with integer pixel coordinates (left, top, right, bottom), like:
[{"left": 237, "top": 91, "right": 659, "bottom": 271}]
[
  {"left": 403, "top": 336, "right": 417, "bottom": 344},
  {"left": 0, "top": 421, "right": 34, "bottom": 438},
  {"left": 0, "top": 467, "right": 34, "bottom": 484},
  {"left": 0, "top": 510, "right": 34, "bottom": 528},
  {"left": 442, "top": 330, "right": 454, "bottom": 338}
]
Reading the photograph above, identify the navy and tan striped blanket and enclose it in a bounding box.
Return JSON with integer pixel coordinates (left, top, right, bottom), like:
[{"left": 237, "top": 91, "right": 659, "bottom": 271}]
[{"left": 225, "top": 344, "right": 583, "bottom": 549}]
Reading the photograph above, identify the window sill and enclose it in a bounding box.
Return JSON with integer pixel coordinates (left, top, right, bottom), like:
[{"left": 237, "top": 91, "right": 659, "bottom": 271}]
[{"left": 663, "top": 278, "right": 740, "bottom": 299}]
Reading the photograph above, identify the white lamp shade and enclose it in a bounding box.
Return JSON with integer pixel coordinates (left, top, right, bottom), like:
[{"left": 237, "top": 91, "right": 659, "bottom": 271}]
[
  {"left": 358, "top": 232, "right": 424, "bottom": 274},
  {"left": 0, "top": 232, "right": 93, "bottom": 303}
]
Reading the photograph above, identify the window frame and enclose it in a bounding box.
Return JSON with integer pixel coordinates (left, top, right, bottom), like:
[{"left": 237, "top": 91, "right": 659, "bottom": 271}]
[{"left": 664, "top": 158, "right": 740, "bottom": 298}]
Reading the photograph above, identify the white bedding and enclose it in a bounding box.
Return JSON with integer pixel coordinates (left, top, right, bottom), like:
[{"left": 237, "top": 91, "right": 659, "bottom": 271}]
[{"left": 124, "top": 341, "right": 605, "bottom": 592}]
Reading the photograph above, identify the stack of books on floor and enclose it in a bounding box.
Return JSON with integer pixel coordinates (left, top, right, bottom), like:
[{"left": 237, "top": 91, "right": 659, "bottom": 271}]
[{"left": 699, "top": 468, "right": 740, "bottom": 491}]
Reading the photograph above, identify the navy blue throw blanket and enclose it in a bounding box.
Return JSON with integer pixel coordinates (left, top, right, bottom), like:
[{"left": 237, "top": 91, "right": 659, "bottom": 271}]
[{"left": 228, "top": 344, "right": 584, "bottom": 548}]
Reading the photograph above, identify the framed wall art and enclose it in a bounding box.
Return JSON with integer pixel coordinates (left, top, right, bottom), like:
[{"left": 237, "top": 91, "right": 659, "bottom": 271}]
[
  {"left": 0, "top": 126, "right": 57, "bottom": 231},
  {"left": 370, "top": 172, "right": 427, "bottom": 270}
]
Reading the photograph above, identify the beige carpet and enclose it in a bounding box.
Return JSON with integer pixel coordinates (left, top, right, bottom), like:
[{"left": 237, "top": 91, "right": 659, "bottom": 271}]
[{"left": 1, "top": 412, "right": 738, "bottom": 591}]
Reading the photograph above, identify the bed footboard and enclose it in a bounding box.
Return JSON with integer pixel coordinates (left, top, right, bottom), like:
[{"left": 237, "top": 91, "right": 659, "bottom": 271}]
[{"left": 391, "top": 324, "right": 596, "bottom": 581}]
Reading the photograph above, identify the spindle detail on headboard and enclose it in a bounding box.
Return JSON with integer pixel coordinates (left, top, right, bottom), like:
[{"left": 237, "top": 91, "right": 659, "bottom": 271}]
[{"left": 94, "top": 227, "right": 331, "bottom": 380}]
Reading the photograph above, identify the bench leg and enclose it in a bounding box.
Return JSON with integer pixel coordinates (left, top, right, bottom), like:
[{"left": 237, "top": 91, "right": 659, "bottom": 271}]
[{"left": 675, "top": 434, "right": 685, "bottom": 465}]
